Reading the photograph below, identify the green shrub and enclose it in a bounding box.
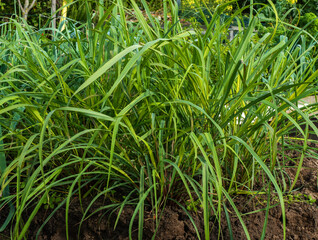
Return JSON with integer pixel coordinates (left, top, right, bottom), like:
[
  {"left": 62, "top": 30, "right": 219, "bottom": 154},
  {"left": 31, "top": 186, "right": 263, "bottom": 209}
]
[
  {"left": 299, "top": 12, "right": 318, "bottom": 37},
  {"left": 257, "top": 24, "right": 290, "bottom": 43},
  {"left": 297, "top": 0, "right": 318, "bottom": 15}
]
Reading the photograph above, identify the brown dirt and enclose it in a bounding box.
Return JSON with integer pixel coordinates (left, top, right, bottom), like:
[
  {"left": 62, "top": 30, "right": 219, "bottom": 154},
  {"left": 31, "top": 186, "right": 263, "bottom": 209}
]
[
  {"left": 11, "top": 196, "right": 318, "bottom": 240},
  {"left": 1, "top": 141, "right": 318, "bottom": 239}
]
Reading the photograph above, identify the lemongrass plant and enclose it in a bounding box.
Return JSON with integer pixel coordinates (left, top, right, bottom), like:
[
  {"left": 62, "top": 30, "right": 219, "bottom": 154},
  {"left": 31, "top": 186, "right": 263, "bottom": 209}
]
[{"left": 0, "top": 0, "right": 317, "bottom": 239}]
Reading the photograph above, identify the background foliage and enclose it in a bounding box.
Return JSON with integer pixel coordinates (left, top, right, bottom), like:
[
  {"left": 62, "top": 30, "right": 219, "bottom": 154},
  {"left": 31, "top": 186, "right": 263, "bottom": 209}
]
[
  {"left": 1, "top": 0, "right": 318, "bottom": 25},
  {"left": 0, "top": 0, "right": 53, "bottom": 27}
]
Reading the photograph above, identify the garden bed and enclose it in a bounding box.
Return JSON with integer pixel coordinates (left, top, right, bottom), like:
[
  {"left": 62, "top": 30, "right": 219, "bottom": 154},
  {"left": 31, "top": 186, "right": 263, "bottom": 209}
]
[{"left": 1, "top": 140, "right": 317, "bottom": 240}]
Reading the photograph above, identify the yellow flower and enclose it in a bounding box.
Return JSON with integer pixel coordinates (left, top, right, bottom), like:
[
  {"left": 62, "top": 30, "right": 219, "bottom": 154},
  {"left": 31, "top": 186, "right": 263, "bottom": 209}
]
[
  {"left": 287, "top": 0, "right": 297, "bottom": 4},
  {"left": 226, "top": 5, "right": 233, "bottom": 11},
  {"left": 182, "top": 0, "right": 233, "bottom": 10}
]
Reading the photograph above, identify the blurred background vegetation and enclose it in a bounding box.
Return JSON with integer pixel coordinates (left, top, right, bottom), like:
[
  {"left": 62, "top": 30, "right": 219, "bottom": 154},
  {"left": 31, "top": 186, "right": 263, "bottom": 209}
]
[{"left": 1, "top": 0, "right": 318, "bottom": 26}]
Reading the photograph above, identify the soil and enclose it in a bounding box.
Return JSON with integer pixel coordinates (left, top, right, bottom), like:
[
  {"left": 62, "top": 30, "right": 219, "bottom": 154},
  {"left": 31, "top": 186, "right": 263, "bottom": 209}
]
[{"left": 1, "top": 140, "right": 318, "bottom": 240}]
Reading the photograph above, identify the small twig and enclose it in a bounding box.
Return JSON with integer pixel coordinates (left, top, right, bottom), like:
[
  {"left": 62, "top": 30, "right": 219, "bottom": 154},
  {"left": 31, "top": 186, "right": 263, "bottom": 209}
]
[{"left": 17, "top": 0, "right": 37, "bottom": 20}]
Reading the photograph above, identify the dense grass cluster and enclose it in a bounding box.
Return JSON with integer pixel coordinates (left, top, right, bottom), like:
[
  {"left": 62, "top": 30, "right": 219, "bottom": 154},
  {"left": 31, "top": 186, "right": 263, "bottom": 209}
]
[{"left": 1, "top": 0, "right": 318, "bottom": 239}]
